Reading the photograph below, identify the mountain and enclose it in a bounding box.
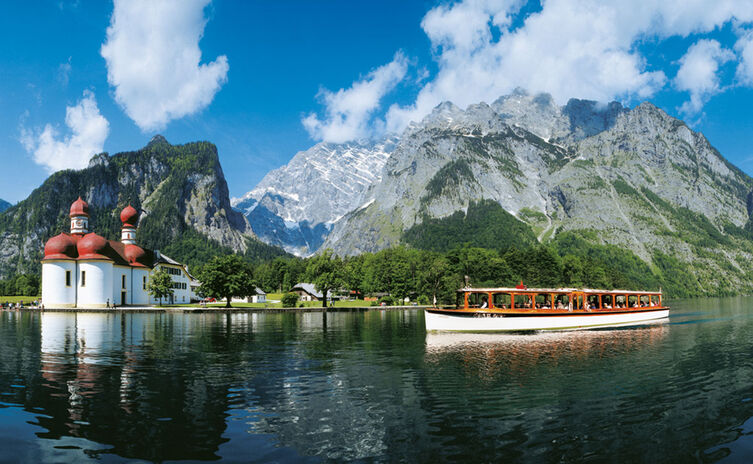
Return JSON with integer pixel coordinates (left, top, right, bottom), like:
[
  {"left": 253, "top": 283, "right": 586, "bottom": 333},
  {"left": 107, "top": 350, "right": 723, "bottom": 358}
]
[
  {"left": 315, "top": 92, "right": 753, "bottom": 296},
  {"left": 0, "top": 135, "right": 286, "bottom": 279},
  {"left": 0, "top": 200, "right": 10, "bottom": 214},
  {"left": 232, "top": 137, "right": 396, "bottom": 255}
]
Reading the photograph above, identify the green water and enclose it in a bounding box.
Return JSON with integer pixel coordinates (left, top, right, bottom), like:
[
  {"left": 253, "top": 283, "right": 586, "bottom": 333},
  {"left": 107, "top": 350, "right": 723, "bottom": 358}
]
[{"left": 0, "top": 298, "right": 752, "bottom": 462}]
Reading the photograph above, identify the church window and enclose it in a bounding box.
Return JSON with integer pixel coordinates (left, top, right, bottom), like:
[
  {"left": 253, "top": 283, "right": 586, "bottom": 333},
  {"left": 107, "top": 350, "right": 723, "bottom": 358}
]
[
  {"left": 81, "top": 271, "right": 86, "bottom": 287},
  {"left": 143, "top": 276, "right": 146, "bottom": 290},
  {"left": 122, "top": 275, "right": 126, "bottom": 289},
  {"left": 65, "top": 271, "right": 71, "bottom": 287}
]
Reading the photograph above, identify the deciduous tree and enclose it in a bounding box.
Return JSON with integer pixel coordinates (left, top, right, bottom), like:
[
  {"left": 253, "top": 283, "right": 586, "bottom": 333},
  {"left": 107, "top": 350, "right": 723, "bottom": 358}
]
[
  {"left": 197, "top": 255, "right": 256, "bottom": 308},
  {"left": 305, "top": 249, "right": 344, "bottom": 308},
  {"left": 147, "top": 268, "right": 174, "bottom": 306}
]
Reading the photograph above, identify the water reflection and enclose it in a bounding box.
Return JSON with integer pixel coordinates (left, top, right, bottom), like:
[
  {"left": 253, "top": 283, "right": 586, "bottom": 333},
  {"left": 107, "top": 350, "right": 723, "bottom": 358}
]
[
  {"left": 0, "top": 303, "right": 753, "bottom": 462},
  {"left": 34, "top": 312, "right": 234, "bottom": 461}
]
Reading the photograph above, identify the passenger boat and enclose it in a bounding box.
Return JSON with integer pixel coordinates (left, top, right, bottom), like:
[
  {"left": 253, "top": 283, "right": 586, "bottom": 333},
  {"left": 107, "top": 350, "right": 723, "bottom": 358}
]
[{"left": 425, "top": 286, "right": 669, "bottom": 332}]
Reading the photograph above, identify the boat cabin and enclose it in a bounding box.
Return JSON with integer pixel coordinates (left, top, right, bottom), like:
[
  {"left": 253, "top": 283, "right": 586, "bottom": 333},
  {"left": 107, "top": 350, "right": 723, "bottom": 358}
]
[{"left": 455, "top": 287, "right": 664, "bottom": 312}]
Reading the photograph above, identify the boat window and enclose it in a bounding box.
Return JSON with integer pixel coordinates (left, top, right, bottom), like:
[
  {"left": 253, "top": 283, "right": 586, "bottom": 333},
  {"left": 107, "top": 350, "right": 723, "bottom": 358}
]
[
  {"left": 586, "top": 295, "right": 599, "bottom": 310},
  {"left": 553, "top": 294, "right": 569, "bottom": 310},
  {"left": 534, "top": 294, "right": 550, "bottom": 309},
  {"left": 492, "top": 293, "right": 511, "bottom": 309},
  {"left": 573, "top": 294, "right": 584, "bottom": 311},
  {"left": 628, "top": 295, "right": 639, "bottom": 308},
  {"left": 615, "top": 295, "right": 626, "bottom": 308},
  {"left": 650, "top": 295, "right": 660, "bottom": 306},
  {"left": 512, "top": 294, "right": 533, "bottom": 309},
  {"left": 602, "top": 294, "right": 613, "bottom": 308},
  {"left": 639, "top": 295, "right": 650, "bottom": 307},
  {"left": 467, "top": 292, "right": 488, "bottom": 308}
]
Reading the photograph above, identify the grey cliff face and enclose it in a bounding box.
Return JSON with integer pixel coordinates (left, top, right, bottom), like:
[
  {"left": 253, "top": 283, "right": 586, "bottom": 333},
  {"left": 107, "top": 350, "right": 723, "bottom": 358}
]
[
  {"left": 0, "top": 136, "right": 254, "bottom": 279},
  {"left": 233, "top": 137, "right": 396, "bottom": 256},
  {"left": 319, "top": 93, "right": 753, "bottom": 292}
]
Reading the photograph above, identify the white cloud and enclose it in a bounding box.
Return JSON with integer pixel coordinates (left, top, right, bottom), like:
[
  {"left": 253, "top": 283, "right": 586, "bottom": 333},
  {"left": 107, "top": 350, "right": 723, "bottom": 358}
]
[
  {"left": 735, "top": 29, "right": 753, "bottom": 86},
  {"left": 100, "top": 0, "right": 228, "bottom": 132},
  {"left": 306, "top": 0, "right": 753, "bottom": 140},
  {"left": 21, "top": 90, "right": 109, "bottom": 173},
  {"left": 302, "top": 53, "right": 408, "bottom": 143},
  {"left": 675, "top": 39, "right": 734, "bottom": 115}
]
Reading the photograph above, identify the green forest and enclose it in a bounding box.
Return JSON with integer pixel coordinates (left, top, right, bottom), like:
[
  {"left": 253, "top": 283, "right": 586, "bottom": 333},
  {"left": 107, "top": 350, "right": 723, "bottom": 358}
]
[
  {"left": 0, "top": 198, "right": 712, "bottom": 301},
  {"left": 250, "top": 200, "right": 702, "bottom": 303}
]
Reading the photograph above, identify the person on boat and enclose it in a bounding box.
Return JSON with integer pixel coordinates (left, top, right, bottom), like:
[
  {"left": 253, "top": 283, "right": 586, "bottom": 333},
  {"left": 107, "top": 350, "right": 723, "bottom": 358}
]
[
  {"left": 556, "top": 300, "right": 565, "bottom": 310},
  {"left": 480, "top": 297, "right": 488, "bottom": 309}
]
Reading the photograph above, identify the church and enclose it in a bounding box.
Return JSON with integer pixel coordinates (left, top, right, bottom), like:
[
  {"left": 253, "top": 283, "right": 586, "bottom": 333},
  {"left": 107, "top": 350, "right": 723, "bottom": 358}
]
[{"left": 41, "top": 197, "right": 198, "bottom": 308}]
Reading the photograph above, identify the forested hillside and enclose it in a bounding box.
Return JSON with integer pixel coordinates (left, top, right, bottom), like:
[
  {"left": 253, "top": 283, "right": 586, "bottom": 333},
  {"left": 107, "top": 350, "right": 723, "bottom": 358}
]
[{"left": 0, "top": 136, "right": 287, "bottom": 279}]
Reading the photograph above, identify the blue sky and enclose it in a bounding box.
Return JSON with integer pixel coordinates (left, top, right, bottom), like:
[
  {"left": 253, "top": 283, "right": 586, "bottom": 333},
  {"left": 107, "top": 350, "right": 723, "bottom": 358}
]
[{"left": 4, "top": 0, "right": 753, "bottom": 203}]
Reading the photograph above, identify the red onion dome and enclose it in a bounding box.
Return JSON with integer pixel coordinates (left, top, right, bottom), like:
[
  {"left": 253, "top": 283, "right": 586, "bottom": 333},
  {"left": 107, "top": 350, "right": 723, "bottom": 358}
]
[
  {"left": 70, "top": 197, "right": 89, "bottom": 217},
  {"left": 120, "top": 205, "right": 139, "bottom": 226},
  {"left": 124, "top": 244, "right": 148, "bottom": 267},
  {"left": 77, "top": 233, "right": 111, "bottom": 260},
  {"left": 43, "top": 233, "right": 77, "bottom": 260}
]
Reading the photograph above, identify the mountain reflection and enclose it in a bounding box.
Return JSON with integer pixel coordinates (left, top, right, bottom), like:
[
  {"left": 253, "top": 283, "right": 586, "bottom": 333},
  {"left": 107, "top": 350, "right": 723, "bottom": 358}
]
[{"left": 2, "top": 305, "right": 752, "bottom": 463}]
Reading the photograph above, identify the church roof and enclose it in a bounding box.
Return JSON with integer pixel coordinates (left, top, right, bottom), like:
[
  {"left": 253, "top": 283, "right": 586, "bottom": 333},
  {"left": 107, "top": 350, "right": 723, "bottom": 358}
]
[
  {"left": 70, "top": 197, "right": 89, "bottom": 217},
  {"left": 43, "top": 233, "right": 156, "bottom": 268}
]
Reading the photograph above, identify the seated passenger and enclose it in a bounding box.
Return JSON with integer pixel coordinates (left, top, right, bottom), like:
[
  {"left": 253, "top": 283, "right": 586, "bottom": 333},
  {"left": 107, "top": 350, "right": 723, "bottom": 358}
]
[
  {"left": 556, "top": 301, "right": 565, "bottom": 310},
  {"left": 480, "top": 298, "right": 488, "bottom": 309}
]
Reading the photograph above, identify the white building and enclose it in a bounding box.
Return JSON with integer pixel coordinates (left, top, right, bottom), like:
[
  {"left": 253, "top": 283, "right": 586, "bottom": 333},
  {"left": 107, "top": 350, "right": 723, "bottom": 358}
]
[{"left": 41, "top": 197, "right": 198, "bottom": 308}]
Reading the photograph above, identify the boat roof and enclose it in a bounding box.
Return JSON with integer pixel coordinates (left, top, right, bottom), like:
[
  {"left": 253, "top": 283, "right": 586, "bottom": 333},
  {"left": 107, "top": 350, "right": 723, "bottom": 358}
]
[{"left": 459, "top": 287, "right": 662, "bottom": 295}]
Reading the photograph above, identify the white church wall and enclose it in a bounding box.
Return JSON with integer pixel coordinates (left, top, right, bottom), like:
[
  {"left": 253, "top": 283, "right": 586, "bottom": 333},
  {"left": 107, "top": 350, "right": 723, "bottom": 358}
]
[
  {"left": 78, "top": 261, "right": 113, "bottom": 308},
  {"left": 132, "top": 268, "right": 150, "bottom": 305},
  {"left": 112, "top": 265, "right": 131, "bottom": 306},
  {"left": 41, "top": 261, "right": 77, "bottom": 308}
]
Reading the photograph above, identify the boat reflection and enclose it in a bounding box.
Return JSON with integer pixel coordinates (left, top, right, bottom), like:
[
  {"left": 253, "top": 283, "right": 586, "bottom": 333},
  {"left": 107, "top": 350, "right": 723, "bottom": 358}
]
[{"left": 425, "top": 322, "right": 669, "bottom": 382}]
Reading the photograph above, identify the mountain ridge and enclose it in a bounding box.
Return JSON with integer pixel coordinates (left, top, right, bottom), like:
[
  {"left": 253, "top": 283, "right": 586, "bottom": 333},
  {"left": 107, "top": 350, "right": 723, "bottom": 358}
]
[
  {"left": 232, "top": 136, "right": 397, "bottom": 255},
  {"left": 0, "top": 136, "right": 287, "bottom": 279}
]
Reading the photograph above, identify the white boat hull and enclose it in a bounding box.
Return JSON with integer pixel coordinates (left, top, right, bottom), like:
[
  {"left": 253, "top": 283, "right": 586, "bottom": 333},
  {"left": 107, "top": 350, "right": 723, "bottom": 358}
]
[{"left": 424, "top": 308, "right": 670, "bottom": 332}]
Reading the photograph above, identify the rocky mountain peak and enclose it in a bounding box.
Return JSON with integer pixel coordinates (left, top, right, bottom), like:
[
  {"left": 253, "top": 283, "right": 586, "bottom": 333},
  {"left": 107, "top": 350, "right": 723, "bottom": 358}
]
[
  {"left": 562, "top": 98, "right": 626, "bottom": 140},
  {"left": 146, "top": 134, "right": 170, "bottom": 150},
  {"left": 0, "top": 138, "right": 256, "bottom": 279},
  {"left": 233, "top": 135, "right": 397, "bottom": 256}
]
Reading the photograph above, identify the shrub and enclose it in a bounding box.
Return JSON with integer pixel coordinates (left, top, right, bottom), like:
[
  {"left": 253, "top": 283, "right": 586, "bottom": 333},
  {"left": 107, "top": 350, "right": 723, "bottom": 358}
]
[
  {"left": 417, "top": 295, "right": 430, "bottom": 305},
  {"left": 379, "top": 295, "right": 395, "bottom": 306},
  {"left": 281, "top": 292, "right": 299, "bottom": 308}
]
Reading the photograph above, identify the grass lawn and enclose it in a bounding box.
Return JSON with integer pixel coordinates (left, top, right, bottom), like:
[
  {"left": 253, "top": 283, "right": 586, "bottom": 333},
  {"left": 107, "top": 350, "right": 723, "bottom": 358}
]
[
  {"left": 0, "top": 296, "right": 41, "bottom": 304},
  {"left": 164, "top": 294, "right": 379, "bottom": 309}
]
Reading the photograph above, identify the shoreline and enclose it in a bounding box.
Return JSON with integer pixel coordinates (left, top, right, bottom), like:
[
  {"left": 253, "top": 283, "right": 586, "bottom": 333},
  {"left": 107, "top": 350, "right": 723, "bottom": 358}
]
[{"left": 2, "top": 305, "right": 431, "bottom": 314}]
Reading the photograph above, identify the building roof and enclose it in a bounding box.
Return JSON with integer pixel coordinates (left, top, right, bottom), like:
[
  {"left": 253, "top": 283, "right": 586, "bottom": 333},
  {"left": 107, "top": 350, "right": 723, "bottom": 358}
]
[
  {"left": 43, "top": 232, "right": 155, "bottom": 267},
  {"left": 255, "top": 287, "right": 266, "bottom": 295},
  {"left": 156, "top": 253, "right": 197, "bottom": 280},
  {"left": 291, "top": 283, "right": 331, "bottom": 299},
  {"left": 69, "top": 196, "right": 89, "bottom": 217},
  {"left": 42, "top": 198, "right": 194, "bottom": 275}
]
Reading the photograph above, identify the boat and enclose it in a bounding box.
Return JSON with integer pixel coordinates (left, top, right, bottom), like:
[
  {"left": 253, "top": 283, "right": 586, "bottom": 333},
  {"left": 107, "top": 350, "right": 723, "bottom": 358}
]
[{"left": 424, "top": 286, "right": 669, "bottom": 332}]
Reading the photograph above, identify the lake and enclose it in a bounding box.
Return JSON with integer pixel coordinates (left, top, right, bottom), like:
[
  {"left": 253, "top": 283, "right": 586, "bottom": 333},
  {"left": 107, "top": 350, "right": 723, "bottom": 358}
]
[{"left": 0, "top": 298, "right": 752, "bottom": 463}]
